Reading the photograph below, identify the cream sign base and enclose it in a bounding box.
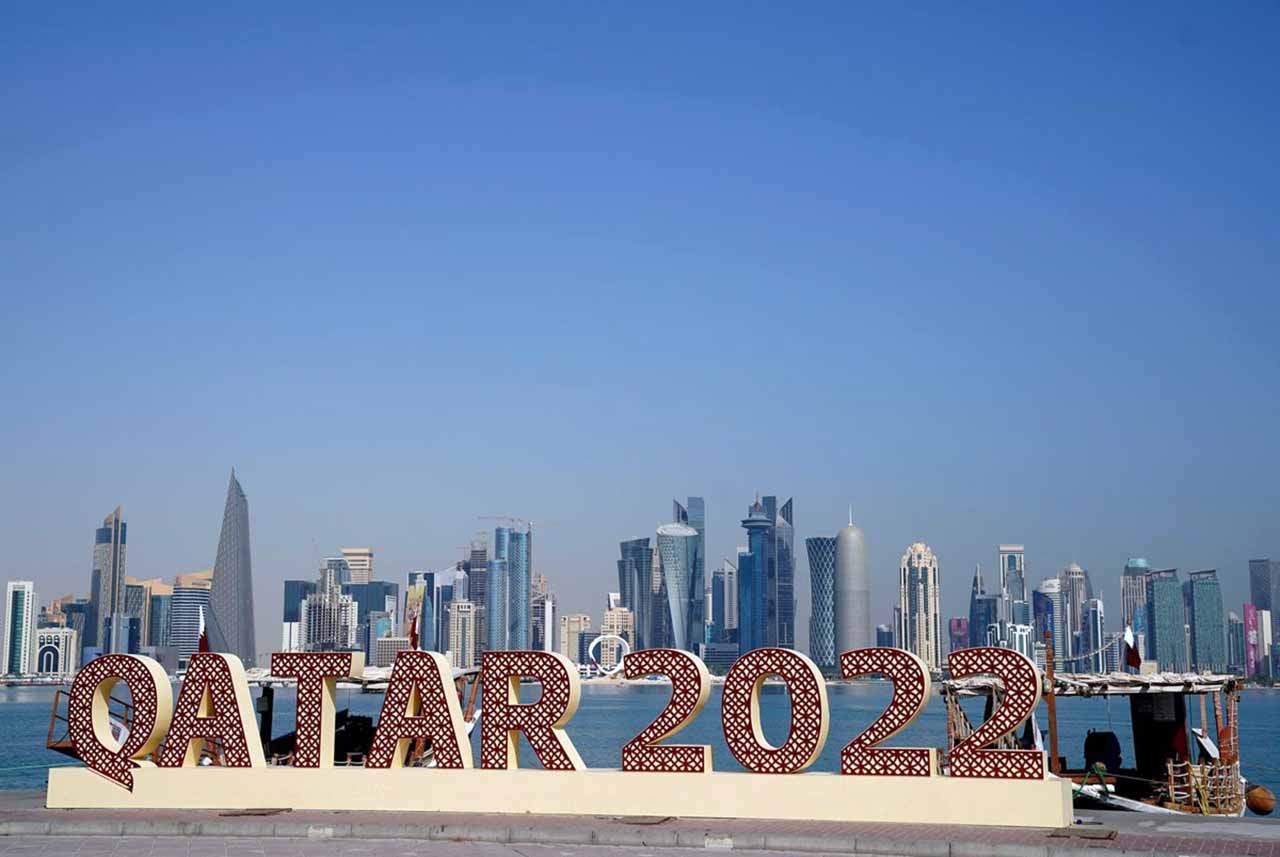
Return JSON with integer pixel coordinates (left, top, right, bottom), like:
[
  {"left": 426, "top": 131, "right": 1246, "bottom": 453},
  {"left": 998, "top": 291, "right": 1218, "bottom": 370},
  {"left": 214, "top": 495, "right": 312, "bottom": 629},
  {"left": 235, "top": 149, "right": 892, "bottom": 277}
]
[{"left": 48, "top": 767, "right": 1073, "bottom": 828}]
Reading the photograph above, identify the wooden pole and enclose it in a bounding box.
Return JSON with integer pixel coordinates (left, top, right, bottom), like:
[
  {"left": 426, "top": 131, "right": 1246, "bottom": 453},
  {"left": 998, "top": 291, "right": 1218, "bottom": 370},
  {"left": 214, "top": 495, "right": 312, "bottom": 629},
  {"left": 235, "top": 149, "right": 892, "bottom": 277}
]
[{"left": 1044, "top": 630, "right": 1060, "bottom": 775}]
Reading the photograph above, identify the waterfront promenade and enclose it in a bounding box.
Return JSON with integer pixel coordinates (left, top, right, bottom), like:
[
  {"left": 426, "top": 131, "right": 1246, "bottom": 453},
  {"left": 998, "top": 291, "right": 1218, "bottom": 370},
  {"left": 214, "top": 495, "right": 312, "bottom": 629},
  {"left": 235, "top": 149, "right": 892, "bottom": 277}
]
[{"left": 3, "top": 791, "right": 1279, "bottom": 857}]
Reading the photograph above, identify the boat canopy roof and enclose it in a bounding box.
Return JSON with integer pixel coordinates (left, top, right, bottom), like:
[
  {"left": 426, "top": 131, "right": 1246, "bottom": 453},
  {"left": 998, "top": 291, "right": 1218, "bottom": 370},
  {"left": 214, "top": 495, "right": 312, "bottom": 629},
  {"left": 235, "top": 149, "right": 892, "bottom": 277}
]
[
  {"left": 241, "top": 665, "right": 479, "bottom": 689},
  {"left": 942, "top": 671, "right": 1239, "bottom": 698}
]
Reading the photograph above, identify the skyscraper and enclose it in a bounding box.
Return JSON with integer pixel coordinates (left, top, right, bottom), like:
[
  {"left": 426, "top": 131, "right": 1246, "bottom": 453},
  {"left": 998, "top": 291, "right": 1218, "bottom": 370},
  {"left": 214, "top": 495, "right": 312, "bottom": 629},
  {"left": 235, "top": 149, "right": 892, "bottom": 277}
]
[
  {"left": 1033, "top": 577, "right": 1067, "bottom": 663},
  {"left": 300, "top": 559, "right": 358, "bottom": 651},
  {"left": 1145, "top": 569, "right": 1186, "bottom": 672},
  {"left": 448, "top": 600, "right": 476, "bottom": 668},
  {"left": 558, "top": 613, "right": 591, "bottom": 662},
  {"left": 948, "top": 617, "right": 968, "bottom": 654},
  {"left": 507, "top": 528, "right": 530, "bottom": 649},
  {"left": 90, "top": 506, "right": 127, "bottom": 653},
  {"left": 998, "top": 545, "right": 1026, "bottom": 602},
  {"left": 736, "top": 495, "right": 795, "bottom": 653},
  {"left": 340, "top": 548, "right": 374, "bottom": 585},
  {"left": 1082, "top": 599, "right": 1106, "bottom": 672},
  {"left": 722, "top": 556, "right": 739, "bottom": 637},
  {"left": 876, "top": 624, "right": 895, "bottom": 647},
  {"left": 617, "top": 538, "right": 653, "bottom": 648},
  {"left": 207, "top": 471, "right": 255, "bottom": 665},
  {"left": 281, "top": 579, "right": 316, "bottom": 651},
  {"left": 895, "top": 542, "right": 942, "bottom": 671},
  {"left": 834, "top": 511, "right": 871, "bottom": 654},
  {"left": 967, "top": 564, "right": 1000, "bottom": 647},
  {"left": 656, "top": 523, "right": 703, "bottom": 652},
  {"left": 1250, "top": 559, "right": 1279, "bottom": 654},
  {"left": 805, "top": 536, "right": 836, "bottom": 668},
  {"left": 1059, "top": 562, "right": 1093, "bottom": 657},
  {"left": 170, "top": 574, "right": 212, "bottom": 669},
  {"left": 485, "top": 558, "right": 508, "bottom": 652},
  {"left": 467, "top": 533, "right": 488, "bottom": 661},
  {"left": 3, "top": 581, "right": 36, "bottom": 676},
  {"left": 674, "top": 497, "right": 706, "bottom": 642},
  {"left": 1121, "top": 558, "right": 1150, "bottom": 628},
  {"left": 531, "top": 588, "right": 555, "bottom": 652},
  {"left": 1185, "top": 570, "right": 1226, "bottom": 673},
  {"left": 1244, "top": 603, "right": 1261, "bottom": 677},
  {"left": 1227, "top": 611, "right": 1245, "bottom": 675}
]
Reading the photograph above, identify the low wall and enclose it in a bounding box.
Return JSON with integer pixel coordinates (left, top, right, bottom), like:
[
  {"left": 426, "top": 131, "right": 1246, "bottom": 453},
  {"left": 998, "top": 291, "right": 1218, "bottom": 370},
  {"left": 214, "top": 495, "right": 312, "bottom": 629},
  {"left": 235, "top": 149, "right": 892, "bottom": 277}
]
[{"left": 47, "top": 767, "right": 1073, "bottom": 828}]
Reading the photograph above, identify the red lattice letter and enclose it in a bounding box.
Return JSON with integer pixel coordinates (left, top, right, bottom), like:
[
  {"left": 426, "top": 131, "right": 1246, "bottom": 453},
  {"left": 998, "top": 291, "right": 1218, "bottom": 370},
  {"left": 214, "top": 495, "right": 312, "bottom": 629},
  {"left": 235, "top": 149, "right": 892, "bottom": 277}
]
[
  {"left": 621, "top": 649, "right": 712, "bottom": 773},
  {"left": 157, "top": 652, "right": 265, "bottom": 768},
  {"left": 367, "top": 650, "right": 472, "bottom": 768},
  {"left": 721, "top": 648, "right": 829, "bottom": 774},
  {"left": 67, "top": 654, "right": 172, "bottom": 790},
  {"left": 270, "top": 651, "right": 364, "bottom": 767},
  {"left": 947, "top": 647, "right": 1045, "bottom": 779},
  {"left": 839, "top": 647, "right": 934, "bottom": 776},
  {"left": 480, "top": 651, "right": 584, "bottom": 770}
]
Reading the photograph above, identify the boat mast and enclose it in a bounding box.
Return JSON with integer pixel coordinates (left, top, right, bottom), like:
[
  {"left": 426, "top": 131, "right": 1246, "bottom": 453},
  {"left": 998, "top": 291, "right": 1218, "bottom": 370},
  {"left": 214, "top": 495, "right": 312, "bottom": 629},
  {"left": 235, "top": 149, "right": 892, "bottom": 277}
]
[{"left": 1044, "top": 630, "right": 1060, "bottom": 775}]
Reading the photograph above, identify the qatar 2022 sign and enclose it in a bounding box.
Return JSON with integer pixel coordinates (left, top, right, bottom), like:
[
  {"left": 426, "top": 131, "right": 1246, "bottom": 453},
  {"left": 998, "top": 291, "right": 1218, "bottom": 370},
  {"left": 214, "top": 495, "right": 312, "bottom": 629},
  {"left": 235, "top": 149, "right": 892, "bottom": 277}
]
[{"left": 46, "top": 646, "right": 1072, "bottom": 827}]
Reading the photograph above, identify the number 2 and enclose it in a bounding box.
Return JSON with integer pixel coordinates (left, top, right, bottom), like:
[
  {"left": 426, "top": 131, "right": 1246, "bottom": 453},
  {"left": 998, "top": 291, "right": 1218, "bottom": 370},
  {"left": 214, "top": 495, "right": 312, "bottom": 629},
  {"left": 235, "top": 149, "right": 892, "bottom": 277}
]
[
  {"left": 839, "top": 647, "right": 934, "bottom": 776},
  {"left": 620, "top": 649, "right": 712, "bottom": 772},
  {"left": 946, "top": 647, "right": 1046, "bottom": 779}
]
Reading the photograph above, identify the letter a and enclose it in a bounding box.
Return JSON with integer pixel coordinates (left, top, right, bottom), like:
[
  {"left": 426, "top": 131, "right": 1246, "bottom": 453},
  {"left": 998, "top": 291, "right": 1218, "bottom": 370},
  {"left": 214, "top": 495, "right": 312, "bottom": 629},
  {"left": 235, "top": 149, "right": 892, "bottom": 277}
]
[
  {"left": 158, "top": 652, "right": 265, "bottom": 768},
  {"left": 366, "top": 650, "right": 472, "bottom": 768}
]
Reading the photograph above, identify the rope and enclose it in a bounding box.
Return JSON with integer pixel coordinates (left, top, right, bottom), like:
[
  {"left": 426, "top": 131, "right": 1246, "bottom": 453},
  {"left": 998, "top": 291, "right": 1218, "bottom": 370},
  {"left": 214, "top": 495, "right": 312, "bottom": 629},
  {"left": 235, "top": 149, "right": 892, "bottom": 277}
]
[{"left": 0, "top": 762, "right": 82, "bottom": 772}]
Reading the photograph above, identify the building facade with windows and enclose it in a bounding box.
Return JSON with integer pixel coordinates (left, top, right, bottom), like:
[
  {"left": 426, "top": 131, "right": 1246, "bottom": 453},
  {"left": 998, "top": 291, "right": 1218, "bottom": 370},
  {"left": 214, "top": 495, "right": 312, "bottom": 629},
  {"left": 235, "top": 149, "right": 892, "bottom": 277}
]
[
  {"left": 1145, "top": 569, "right": 1186, "bottom": 672},
  {"left": 835, "top": 514, "right": 871, "bottom": 655},
  {"left": 805, "top": 536, "right": 836, "bottom": 668},
  {"left": 656, "top": 523, "right": 703, "bottom": 653},
  {"left": 207, "top": 471, "right": 256, "bottom": 665},
  {"left": 3, "top": 581, "right": 37, "bottom": 676},
  {"left": 90, "top": 507, "right": 127, "bottom": 653},
  {"left": 1185, "top": 569, "right": 1226, "bottom": 673},
  {"left": 35, "top": 627, "right": 78, "bottom": 677},
  {"left": 895, "top": 542, "right": 942, "bottom": 671}
]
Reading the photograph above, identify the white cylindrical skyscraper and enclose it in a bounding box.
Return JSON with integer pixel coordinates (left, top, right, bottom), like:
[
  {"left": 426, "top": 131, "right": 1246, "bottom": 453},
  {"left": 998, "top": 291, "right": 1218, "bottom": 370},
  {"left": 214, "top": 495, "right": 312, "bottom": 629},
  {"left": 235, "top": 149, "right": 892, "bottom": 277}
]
[{"left": 834, "top": 509, "right": 871, "bottom": 653}]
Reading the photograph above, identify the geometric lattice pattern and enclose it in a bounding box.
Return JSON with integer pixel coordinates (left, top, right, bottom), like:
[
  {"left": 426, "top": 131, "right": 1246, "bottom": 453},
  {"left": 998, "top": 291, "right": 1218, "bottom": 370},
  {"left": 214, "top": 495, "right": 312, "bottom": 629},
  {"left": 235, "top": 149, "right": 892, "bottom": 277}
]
[
  {"left": 720, "top": 647, "right": 827, "bottom": 774},
  {"left": 621, "top": 648, "right": 711, "bottom": 773},
  {"left": 67, "top": 655, "right": 166, "bottom": 790},
  {"left": 479, "top": 651, "right": 583, "bottom": 770},
  {"left": 946, "top": 647, "right": 1045, "bottom": 780},
  {"left": 157, "top": 653, "right": 257, "bottom": 768},
  {"left": 839, "top": 647, "right": 933, "bottom": 777},
  {"left": 366, "top": 650, "right": 469, "bottom": 769},
  {"left": 269, "top": 652, "right": 358, "bottom": 768}
]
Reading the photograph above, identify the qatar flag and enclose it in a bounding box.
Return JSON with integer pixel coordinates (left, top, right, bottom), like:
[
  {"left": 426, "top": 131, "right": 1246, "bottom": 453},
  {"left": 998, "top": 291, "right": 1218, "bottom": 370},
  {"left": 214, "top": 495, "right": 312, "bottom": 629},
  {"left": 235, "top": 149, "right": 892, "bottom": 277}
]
[
  {"left": 197, "top": 606, "right": 210, "bottom": 653},
  {"left": 1122, "top": 625, "right": 1141, "bottom": 669}
]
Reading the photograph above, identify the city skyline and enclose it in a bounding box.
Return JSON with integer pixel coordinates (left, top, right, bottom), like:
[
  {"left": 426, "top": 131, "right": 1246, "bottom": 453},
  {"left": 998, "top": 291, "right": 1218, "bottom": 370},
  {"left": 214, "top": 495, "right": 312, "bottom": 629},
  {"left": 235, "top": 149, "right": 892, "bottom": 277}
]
[{"left": 4, "top": 479, "right": 1275, "bottom": 661}]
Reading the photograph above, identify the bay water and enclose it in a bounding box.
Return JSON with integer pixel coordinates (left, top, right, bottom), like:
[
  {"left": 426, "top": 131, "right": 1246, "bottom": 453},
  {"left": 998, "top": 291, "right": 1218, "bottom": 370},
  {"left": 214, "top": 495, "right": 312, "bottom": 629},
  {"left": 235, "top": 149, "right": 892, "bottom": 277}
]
[{"left": 5, "top": 682, "right": 1279, "bottom": 812}]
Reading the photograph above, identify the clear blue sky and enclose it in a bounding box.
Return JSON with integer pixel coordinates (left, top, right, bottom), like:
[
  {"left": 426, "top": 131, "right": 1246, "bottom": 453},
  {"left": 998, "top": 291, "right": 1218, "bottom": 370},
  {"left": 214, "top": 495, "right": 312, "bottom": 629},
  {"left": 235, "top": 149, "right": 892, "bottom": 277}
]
[{"left": 2, "top": 2, "right": 1277, "bottom": 655}]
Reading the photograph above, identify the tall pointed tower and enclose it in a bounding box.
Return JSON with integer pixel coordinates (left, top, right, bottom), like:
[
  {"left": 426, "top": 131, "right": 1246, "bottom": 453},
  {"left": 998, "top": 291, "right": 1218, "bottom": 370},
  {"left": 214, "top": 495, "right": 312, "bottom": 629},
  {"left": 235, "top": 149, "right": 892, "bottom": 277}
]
[{"left": 207, "top": 470, "right": 255, "bottom": 665}]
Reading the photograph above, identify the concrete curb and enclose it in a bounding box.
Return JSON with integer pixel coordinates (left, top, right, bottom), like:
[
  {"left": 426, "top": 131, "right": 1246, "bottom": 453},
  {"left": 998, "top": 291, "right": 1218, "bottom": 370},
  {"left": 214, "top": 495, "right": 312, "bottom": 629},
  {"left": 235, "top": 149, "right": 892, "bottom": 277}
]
[{"left": 0, "top": 816, "right": 1157, "bottom": 857}]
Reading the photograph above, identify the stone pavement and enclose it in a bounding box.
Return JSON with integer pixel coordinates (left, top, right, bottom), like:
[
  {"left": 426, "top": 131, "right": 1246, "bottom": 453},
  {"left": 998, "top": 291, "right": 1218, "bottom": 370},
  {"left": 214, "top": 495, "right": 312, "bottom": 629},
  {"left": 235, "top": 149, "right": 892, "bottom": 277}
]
[{"left": 2, "top": 790, "right": 1279, "bottom": 856}]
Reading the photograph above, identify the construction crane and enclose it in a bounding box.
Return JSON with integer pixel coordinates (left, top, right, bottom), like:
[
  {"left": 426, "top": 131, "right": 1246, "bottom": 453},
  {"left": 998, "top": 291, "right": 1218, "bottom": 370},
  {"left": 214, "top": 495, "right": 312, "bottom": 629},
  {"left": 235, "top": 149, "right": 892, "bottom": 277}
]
[{"left": 479, "top": 515, "right": 531, "bottom": 532}]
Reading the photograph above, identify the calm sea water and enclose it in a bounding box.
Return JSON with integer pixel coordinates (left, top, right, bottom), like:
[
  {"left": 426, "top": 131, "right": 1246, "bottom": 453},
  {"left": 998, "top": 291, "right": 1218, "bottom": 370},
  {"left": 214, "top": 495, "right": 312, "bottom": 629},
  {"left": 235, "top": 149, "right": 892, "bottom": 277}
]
[{"left": 5, "top": 682, "right": 1280, "bottom": 809}]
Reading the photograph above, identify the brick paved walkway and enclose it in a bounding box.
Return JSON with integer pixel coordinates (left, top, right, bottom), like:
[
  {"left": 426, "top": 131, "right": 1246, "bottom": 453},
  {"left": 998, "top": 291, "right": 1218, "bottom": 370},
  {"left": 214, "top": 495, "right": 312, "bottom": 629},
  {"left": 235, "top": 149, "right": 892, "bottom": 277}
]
[{"left": 3, "top": 791, "right": 1278, "bottom": 856}]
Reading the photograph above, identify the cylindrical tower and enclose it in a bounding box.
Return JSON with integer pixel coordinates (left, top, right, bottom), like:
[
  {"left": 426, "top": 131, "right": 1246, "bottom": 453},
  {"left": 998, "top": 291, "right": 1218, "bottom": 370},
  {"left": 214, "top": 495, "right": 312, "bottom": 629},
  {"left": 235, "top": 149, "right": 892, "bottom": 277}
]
[
  {"left": 834, "top": 513, "right": 871, "bottom": 653},
  {"left": 656, "top": 523, "right": 701, "bottom": 652}
]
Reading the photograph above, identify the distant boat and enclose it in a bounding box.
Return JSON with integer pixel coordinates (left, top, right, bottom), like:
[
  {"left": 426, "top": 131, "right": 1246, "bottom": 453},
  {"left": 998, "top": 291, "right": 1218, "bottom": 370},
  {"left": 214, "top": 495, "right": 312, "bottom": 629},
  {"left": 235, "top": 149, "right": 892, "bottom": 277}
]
[{"left": 941, "top": 671, "right": 1249, "bottom": 816}]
